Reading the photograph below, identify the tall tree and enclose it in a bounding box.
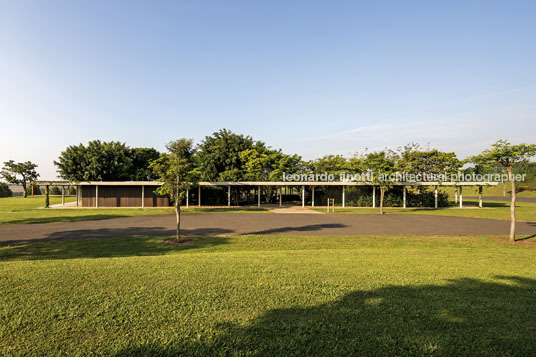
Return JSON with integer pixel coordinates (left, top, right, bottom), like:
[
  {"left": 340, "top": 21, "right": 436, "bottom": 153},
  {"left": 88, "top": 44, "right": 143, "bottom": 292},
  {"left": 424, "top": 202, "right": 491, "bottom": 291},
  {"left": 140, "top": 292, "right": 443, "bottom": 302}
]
[
  {"left": 151, "top": 139, "right": 197, "bottom": 243},
  {"left": 309, "top": 155, "right": 350, "bottom": 177},
  {"left": 397, "top": 145, "right": 462, "bottom": 177},
  {"left": 196, "top": 129, "right": 265, "bottom": 181},
  {"left": 360, "top": 150, "right": 397, "bottom": 214},
  {"left": 1, "top": 161, "right": 39, "bottom": 198},
  {"left": 55, "top": 140, "right": 133, "bottom": 181},
  {"left": 129, "top": 147, "right": 161, "bottom": 181},
  {"left": 471, "top": 140, "right": 536, "bottom": 241}
]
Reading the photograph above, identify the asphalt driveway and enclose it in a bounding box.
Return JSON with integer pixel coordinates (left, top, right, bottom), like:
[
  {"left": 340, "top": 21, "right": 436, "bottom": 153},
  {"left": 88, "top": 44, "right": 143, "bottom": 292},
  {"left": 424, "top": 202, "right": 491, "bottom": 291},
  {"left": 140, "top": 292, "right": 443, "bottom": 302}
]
[{"left": 0, "top": 213, "right": 535, "bottom": 245}]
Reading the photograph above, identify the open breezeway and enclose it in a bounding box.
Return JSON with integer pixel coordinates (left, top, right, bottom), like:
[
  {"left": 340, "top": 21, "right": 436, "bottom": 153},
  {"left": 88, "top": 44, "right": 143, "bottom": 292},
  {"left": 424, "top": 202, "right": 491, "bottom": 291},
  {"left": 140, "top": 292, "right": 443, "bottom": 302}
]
[{"left": 0, "top": 213, "right": 535, "bottom": 245}]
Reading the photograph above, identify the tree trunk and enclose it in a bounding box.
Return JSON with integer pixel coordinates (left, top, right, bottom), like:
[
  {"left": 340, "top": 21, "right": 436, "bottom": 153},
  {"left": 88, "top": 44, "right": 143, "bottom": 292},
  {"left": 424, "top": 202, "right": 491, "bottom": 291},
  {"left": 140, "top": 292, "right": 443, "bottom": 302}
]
[
  {"left": 23, "top": 182, "right": 27, "bottom": 198},
  {"left": 503, "top": 182, "right": 506, "bottom": 196},
  {"left": 508, "top": 167, "right": 516, "bottom": 242},
  {"left": 45, "top": 185, "right": 50, "bottom": 208},
  {"left": 175, "top": 203, "right": 181, "bottom": 243},
  {"left": 379, "top": 186, "right": 385, "bottom": 214}
]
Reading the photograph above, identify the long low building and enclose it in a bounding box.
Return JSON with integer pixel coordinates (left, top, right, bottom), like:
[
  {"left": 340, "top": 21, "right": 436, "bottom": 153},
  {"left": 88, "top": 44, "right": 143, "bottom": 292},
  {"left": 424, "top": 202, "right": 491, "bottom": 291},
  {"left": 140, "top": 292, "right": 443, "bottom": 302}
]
[{"left": 54, "top": 180, "right": 501, "bottom": 209}]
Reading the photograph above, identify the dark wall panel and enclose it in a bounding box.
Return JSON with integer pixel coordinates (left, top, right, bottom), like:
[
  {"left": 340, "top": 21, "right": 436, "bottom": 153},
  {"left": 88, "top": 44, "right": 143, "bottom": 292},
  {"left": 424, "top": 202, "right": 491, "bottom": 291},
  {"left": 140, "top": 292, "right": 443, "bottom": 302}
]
[{"left": 81, "top": 185, "right": 170, "bottom": 207}]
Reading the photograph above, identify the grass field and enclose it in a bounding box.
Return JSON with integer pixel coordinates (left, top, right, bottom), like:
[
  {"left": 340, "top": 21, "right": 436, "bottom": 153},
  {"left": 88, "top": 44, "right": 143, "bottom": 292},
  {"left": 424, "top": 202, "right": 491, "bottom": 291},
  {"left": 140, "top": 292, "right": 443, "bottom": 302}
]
[
  {"left": 1, "top": 234, "right": 535, "bottom": 355},
  {"left": 0, "top": 197, "right": 269, "bottom": 225},
  {"left": 441, "top": 185, "right": 536, "bottom": 197},
  {"left": 313, "top": 200, "right": 536, "bottom": 221}
]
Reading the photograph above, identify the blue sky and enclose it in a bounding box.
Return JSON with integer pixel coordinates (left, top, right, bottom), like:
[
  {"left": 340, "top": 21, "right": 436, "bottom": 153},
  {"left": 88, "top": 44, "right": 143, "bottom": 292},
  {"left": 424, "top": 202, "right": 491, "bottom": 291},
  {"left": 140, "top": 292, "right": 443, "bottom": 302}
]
[{"left": 1, "top": 0, "right": 535, "bottom": 179}]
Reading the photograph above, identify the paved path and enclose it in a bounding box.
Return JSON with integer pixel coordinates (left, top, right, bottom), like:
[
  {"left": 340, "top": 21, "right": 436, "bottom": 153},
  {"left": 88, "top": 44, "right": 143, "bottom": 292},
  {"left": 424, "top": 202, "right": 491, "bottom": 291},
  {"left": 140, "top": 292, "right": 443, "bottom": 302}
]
[{"left": 0, "top": 213, "right": 535, "bottom": 245}]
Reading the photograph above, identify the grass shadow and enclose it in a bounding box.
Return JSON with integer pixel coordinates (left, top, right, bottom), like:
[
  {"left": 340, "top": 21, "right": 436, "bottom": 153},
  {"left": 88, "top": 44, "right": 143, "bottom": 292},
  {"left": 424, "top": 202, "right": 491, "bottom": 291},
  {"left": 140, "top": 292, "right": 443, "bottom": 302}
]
[
  {"left": 2, "top": 214, "right": 141, "bottom": 225},
  {"left": 116, "top": 275, "right": 536, "bottom": 355},
  {"left": 0, "top": 234, "right": 231, "bottom": 261}
]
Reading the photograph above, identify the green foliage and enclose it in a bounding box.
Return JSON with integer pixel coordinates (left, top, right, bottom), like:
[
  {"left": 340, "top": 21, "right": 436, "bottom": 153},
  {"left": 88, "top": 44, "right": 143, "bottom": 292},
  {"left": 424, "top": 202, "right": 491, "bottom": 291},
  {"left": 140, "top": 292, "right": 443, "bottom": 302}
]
[
  {"left": 151, "top": 139, "right": 197, "bottom": 205},
  {"left": 0, "top": 182, "right": 12, "bottom": 197},
  {"left": 397, "top": 144, "right": 462, "bottom": 175},
  {"left": 55, "top": 141, "right": 160, "bottom": 181},
  {"left": 196, "top": 129, "right": 264, "bottom": 181},
  {"left": 308, "top": 155, "right": 351, "bottom": 176},
  {"left": 1, "top": 160, "right": 39, "bottom": 198},
  {"left": 24, "top": 184, "right": 42, "bottom": 196},
  {"left": 49, "top": 187, "right": 62, "bottom": 195},
  {"left": 129, "top": 147, "right": 161, "bottom": 181},
  {"left": 55, "top": 140, "right": 134, "bottom": 181},
  {"left": 360, "top": 150, "right": 397, "bottom": 187},
  {"left": 471, "top": 140, "right": 536, "bottom": 169}
]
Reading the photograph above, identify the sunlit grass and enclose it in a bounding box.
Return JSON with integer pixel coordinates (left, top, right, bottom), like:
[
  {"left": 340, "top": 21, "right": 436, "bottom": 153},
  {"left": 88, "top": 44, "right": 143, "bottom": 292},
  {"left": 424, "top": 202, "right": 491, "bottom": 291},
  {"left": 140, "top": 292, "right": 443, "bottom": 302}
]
[{"left": 0, "top": 234, "right": 535, "bottom": 355}]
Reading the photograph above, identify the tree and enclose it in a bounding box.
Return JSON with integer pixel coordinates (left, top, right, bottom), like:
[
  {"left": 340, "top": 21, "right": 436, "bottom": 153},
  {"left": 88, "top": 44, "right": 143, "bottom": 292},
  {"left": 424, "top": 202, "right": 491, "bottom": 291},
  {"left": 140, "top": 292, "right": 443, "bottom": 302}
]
[
  {"left": 129, "top": 147, "right": 161, "bottom": 181},
  {"left": 196, "top": 129, "right": 265, "bottom": 181},
  {"left": 471, "top": 140, "right": 536, "bottom": 241},
  {"left": 1, "top": 160, "right": 39, "bottom": 198},
  {"left": 55, "top": 140, "right": 133, "bottom": 181},
  {"left": 360, "top": 150, "right": 397, "bottom": 214},
  {"left": 308, "top": 155, "right": 350, "bottom": 177},
  {"left": 150, "top": 139, "right": 197, "bottom": 243},
  {"left": 397, "top": 144, "right": 462, "bottom": 176},
  {"left": 0, "top": 182, "right": 12, "bottom": 197}
]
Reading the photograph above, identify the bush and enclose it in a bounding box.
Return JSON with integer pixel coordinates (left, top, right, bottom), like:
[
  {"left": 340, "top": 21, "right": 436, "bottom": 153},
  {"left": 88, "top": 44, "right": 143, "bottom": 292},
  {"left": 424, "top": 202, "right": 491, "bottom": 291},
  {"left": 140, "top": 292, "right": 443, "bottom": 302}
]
[
  {"left": 50, "top": 187, "right": 62, "bottom": 195},
  {"left": 25, "top": 185, "right": 41, "bottom": 196},
  {"left": 0, "top": 183, "right": 12, "bottom": 197}
]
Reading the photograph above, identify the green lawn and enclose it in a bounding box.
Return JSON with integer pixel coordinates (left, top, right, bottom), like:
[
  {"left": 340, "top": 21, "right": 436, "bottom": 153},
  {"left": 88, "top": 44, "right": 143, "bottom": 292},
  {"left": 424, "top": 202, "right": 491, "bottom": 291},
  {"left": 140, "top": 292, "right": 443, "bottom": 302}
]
[
  {"left": 1, "top": 234, "right": 535, "bottom": 355},
  {"left": 313, "top": 200, "right": 536, "bottom": 221},
  {"left": 0, "top": 197, "right": 269, "bottom": 225},
  {"left": 441, "top": 185, "right": 536, "bottom": 197}
]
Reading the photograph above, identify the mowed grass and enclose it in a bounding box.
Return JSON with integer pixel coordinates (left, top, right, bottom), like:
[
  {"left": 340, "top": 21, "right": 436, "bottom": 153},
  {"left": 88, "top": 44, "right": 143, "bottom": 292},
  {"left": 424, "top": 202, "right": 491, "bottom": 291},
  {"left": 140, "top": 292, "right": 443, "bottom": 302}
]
[
  {"left": 1, "top": 235, "right": 536, "bottom": 355},
  {"left": 0, "top": 197, "right": 269, "bottom": 225},
  {"left": 313, "top": 200, "right": 536, "bottom": 221}
]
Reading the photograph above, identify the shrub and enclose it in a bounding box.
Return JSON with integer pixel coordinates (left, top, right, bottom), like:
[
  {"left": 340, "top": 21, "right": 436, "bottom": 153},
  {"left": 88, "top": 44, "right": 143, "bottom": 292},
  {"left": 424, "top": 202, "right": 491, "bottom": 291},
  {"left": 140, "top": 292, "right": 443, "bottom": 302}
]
[
  {"left": 0, "top": 183, "right": 12, "bottom": 197},
  {"left": 25, "top": 185, "right": 41, "bottom": 196},
  {"left": 50, "top": 187, "right": 62, "bottom": 195}
]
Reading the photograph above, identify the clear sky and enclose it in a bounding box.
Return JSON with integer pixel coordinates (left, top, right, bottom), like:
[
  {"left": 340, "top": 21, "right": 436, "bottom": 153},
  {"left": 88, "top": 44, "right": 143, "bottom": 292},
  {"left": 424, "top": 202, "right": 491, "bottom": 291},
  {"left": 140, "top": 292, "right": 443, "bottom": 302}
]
[{"left": 1, "top": 0, "right": 535, "bottom": 179}]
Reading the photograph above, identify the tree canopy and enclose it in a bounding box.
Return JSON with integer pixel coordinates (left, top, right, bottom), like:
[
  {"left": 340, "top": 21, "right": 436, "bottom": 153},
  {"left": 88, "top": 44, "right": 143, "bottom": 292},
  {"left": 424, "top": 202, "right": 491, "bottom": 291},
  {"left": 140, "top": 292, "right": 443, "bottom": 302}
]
[
  {"left": 1, "top": 160, "right": 39, "bottom": 198},
  {"left": 55, "top": 140, "right": 160, "bottom": 181}
]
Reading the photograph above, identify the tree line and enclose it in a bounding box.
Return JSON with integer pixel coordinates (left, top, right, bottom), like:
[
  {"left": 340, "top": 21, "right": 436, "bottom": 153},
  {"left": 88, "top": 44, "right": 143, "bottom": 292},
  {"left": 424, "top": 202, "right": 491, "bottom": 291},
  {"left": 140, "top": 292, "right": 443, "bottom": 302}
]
[{"left": 1, "top": 129, "right": 535, "bottom": 241}]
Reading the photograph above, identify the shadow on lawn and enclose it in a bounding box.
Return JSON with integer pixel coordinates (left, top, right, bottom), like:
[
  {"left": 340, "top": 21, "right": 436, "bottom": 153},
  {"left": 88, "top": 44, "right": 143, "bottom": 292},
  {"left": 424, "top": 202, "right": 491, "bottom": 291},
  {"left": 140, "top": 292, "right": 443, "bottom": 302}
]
[
  {"left": 116, "top": 276, "right": 536, "bottom": 356},
  {"left": 3, "top": 213, "right": 142, "bottom": 225},
  {"left": 0, "top": 230, "right": 232, "bottom": 260}
]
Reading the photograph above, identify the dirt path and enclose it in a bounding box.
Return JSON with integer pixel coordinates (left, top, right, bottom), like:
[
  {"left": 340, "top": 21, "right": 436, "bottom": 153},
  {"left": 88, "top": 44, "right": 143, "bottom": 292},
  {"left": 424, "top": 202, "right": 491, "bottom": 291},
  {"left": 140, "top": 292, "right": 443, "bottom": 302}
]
[{"left": 0, "top": 213, "right": 535, "bottom": 245}]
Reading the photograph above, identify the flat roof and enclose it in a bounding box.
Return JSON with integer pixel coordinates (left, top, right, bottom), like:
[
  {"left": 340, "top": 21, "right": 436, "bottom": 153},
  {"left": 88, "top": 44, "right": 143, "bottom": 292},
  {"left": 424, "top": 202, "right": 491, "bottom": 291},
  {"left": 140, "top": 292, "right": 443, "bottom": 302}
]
[{"left": 74, "top": 181, "right": 499, "bottom": 186}]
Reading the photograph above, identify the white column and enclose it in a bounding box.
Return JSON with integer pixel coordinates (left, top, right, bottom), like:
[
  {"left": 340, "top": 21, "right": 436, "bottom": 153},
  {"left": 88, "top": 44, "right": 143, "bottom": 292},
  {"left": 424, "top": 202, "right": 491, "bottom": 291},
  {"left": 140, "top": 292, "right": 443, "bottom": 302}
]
[
  {"left": 257, "top": 185, "right": 261, "bottom": 207},
  {"left": 312, "top": 186, "right": 315, "bottom": 207},
  {"left": 227, "top": 186, "right": 231, "bottom": 207},
  {"left": 62, "top": 186, "right": 65, "bottom": 206},
  {"left": 372, "top": 185, "right": 376, "bottom": 208},
  {"left": 434, "top": 185, "right": 438, "bottom": 209},
  {"left": 186, "top": 189, "right": 189, "bottom": 208},
  {"left": 76, "top": 185, "right": 79, "bottom": 207},
  {"left": 95, "top": 185, "right": 99, "bottom": 208},
  {"left": 302, "top": 185, "right": 305, "bottom": 207},
  {"left": 459, "top": 186, "right": 463, "bottom": 208},
  {"left": 403, "top": 186, "right": 407, "bottom": 208},
  {"left": 141, "top": 185, "right": 145, "bottom": 208},
  {"left": 279, "top": 187, "right": 282, "bottom": 207},
  {"left": 478, "top": 186, "right": 483, "bottom": 208},
  {"left": 342, "top": 185, "right": 345, "bottom": 208}
]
